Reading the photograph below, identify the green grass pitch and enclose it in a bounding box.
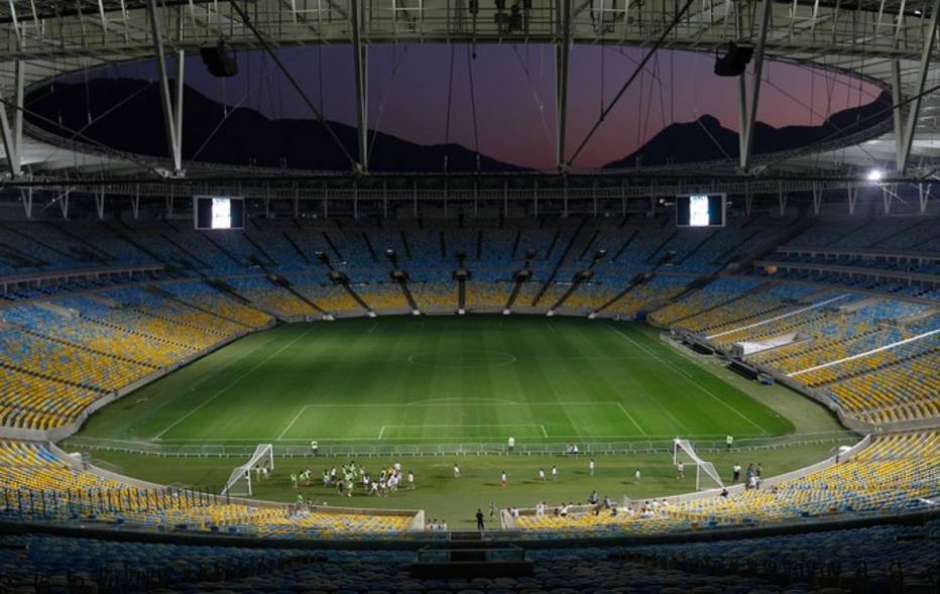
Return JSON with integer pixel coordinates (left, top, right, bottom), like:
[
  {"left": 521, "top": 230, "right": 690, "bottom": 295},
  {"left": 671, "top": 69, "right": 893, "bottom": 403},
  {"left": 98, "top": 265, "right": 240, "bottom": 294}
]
[{"left": 78, "top": 316, "right": 795, "bottom": 445}]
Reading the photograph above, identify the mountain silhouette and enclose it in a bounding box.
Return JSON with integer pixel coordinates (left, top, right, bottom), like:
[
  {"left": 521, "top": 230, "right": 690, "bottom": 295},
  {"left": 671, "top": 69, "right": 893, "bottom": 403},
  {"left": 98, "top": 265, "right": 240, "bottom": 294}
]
[
  {"left": 24, "top": 78, "right": 524, "bottom": 173},
  {"left": 602, "top": 90, "right": 892, "bottom": 169}
]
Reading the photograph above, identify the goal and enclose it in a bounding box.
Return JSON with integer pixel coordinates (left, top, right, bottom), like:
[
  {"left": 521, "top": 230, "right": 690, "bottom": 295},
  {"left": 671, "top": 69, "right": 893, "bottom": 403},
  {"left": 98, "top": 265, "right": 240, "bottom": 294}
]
[
  {"left": 673, "top": 438, "right": 724, "bottom": 491},
  {"left": 220, "top": 443, "right": 275, "bottom": 497}
]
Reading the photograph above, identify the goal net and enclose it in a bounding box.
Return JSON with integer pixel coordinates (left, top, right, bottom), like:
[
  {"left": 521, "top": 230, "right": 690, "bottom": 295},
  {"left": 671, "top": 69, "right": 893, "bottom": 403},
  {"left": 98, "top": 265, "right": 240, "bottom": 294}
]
[
  {"left": 673, "top": 438, "right": 724, "bottom": 491},
  {"left": 220, "top": 443, "right": 274, "bottom": 497}
]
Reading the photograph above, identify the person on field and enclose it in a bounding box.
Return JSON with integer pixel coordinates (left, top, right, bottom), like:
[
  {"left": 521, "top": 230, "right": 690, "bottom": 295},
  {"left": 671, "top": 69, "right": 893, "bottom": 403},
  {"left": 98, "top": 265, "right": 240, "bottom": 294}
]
[
  {"left": 676, "top": 461, "right": 685, "bottom": 480},
  {"left": 726, "top": 435, "right": 734, "bottom": 450},
  {"left": 500, "top": 470, "right": 508, "bottom": 486},
  {"left": 507, "top": 436, "right": 515, "bottom": 452},
  {"left": 408, "top": 470, "right": 415, "bottom": 490},
  {"left": 634, "top": 468, "right": 641, "bottom": 482},
  {"left": 589, "top": 458, "right": 595, "bottom": 476},
  {"left": 732, "top": 463, "right": 742, "bottom": 482},
  {"left": 538, "top": 468, "right": 545, "bottom": 481},
  {"left": 310, "top": 440, "right": 318, "bottom": 455},
  {"left": 551, "top": 465, "right": 558, "bottom": 480},
  {"left": 476, "top": 509, "right": 485, "bottom": 532},
  {"left": 453, "top": 463, "right": 461, "bottom": 478}
]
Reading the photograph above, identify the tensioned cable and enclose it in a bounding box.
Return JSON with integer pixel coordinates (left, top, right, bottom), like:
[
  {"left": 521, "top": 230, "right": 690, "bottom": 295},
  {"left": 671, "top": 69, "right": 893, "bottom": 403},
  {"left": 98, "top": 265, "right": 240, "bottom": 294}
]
[
  {"left": 466, "top": 45, "right": 481, "bottom": 167},
  {"left": 443, "top": 44, "right": 456, "bottom": 167},
  {"left": 0, "top": 95, "right": 170, "bottom": 174},
  {"left": 368, "top": 44, "right": 409, "bottom": 163},
  {"left": 690, "top": 107, "right": 734, "bottom": 161},
  {"left": 510, "top": 45, "right": 552, "bottom": 148},
  {"left": 566, "top": 0, "right": 697, "bottom": 168},
  {"left": 226, "top": 0, "right": 357, "bottom": 170},
  {"left": 37, "top": 80, "right": 157, "bottom": 164},
  {"left": 190, "top": 91, "right": 251, "bottom": 161},
  {"left": 761, "top": 79, "right": 940, "bottom": 171}
]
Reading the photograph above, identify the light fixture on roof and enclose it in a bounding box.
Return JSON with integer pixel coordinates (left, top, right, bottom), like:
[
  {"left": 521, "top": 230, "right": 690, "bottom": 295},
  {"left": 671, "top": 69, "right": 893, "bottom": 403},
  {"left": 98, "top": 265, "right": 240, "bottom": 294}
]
[{"left": 866, "top": 168, "right": 884, "bottom": 183}]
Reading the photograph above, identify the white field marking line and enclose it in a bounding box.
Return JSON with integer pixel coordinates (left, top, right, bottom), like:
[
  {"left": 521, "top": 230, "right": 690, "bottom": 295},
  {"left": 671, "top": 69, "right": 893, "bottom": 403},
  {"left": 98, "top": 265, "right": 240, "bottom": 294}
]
[
  {"left": 606, "top": 324, "right": 769, "bottom": 435},
  {"left": 613, "top": 402, "right": 648, "bottom": 436},
  {"left": 706, "top": 293, "right": 852, "bottom": 340},
  {"left": 156, "top": 432, "right": 771, "bottom": 443},
  {"left": 153, "top": 326, "right": 316, "bottom": 440},
  {"left": 788, "top": 326, "right": 940, "bottom": 377},
  {"left": 277, "top": 406, "right": 310, "bottom": 440},
  {"left": 406, "top": 397, "right": 522, "bottom": 406},
  {"left": 265, "top": 400, "right": 633, "bottom": 408},
  {"left": 378, "top": 425, "right": 386, "bottom": 439},
  {"left": 540, "top": 424, "right": 548, "bottom": 438}
]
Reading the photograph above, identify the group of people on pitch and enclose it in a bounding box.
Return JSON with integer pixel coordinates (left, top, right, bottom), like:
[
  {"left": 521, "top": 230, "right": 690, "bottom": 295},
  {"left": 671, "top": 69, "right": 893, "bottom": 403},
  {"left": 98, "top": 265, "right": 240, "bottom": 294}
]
[{"left": 292, "top": 461, "right": 416, "bottom": 500}]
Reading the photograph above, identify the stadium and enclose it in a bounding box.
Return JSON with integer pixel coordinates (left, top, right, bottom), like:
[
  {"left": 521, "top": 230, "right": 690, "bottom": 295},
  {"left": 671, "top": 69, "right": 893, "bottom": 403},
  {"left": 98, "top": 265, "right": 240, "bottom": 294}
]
[{"left": 0, "top": 0, "right": 939, "bottom": 590}]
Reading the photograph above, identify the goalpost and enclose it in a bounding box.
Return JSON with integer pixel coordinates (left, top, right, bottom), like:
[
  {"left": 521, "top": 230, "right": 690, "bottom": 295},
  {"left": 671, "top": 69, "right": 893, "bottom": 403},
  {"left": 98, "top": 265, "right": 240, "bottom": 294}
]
[
  {"left": 673, "top": 438, "right": 724, "bottom": 491},
  {"left": 220, "top": 443, "right": 275, "bottom": 497}
]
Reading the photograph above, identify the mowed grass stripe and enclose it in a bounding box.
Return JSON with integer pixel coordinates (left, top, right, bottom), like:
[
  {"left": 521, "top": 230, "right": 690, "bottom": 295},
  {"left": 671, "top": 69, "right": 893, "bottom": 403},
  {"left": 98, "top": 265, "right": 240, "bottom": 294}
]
[{"left": 76, "top": 316, "right": 792, "bottom": 445}]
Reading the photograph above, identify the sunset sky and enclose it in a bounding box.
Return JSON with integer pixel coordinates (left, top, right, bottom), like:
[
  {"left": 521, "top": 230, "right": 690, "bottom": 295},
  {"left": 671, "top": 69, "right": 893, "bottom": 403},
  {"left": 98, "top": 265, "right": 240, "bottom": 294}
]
[{"left": 103, "top": 44, "right": 883, "bottom": 170}]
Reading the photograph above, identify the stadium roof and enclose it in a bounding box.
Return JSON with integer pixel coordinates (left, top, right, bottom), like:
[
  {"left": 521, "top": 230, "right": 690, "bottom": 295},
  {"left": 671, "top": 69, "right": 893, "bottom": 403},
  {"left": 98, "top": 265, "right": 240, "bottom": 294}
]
[{"left": 0, "top": 0, "right": 939, "bottom": 196}]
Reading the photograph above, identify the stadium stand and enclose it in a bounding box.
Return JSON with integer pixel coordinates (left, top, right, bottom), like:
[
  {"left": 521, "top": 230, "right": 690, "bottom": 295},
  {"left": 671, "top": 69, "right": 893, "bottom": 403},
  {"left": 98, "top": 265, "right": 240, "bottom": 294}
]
[{"left": 0, "top": 214, "right": 938, "bottom": 553}]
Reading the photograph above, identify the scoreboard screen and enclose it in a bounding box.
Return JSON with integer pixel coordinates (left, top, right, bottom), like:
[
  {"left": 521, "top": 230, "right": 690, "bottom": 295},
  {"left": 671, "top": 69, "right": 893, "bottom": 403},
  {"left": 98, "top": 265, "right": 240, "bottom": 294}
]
[
  {"left": 676, "top": 194, "right": 726, "bottom": 227},
  {"left": 194, "top": 197, "right": 244, "bottom": 230}
]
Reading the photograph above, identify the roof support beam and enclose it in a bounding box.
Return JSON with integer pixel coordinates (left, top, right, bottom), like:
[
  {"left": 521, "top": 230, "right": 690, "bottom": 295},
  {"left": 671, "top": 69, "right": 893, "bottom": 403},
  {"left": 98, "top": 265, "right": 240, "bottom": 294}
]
[
  {"left": 146, "top": 0, "right": 184, "bottom": 176},
  {"left": 896, "top": 0, "right": 940, "bottom": 174},
  {"left": 0, "top": 59, "right": 24, "bottom": 178},
  {"left": 738, "top": 0, "right": 771, "bottom": 173},
  {"left": 556, "top": 0, "right": 571, "bottom": 172},
  {"left": 351, "top": 0, "right": 368, "bottom": 173}
]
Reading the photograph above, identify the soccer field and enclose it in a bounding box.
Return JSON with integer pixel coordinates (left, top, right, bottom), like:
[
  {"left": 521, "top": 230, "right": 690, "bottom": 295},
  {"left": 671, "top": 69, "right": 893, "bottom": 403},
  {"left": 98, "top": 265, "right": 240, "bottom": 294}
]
[{"left": 77, "top": 316, "right": 794, "bottom": 445}]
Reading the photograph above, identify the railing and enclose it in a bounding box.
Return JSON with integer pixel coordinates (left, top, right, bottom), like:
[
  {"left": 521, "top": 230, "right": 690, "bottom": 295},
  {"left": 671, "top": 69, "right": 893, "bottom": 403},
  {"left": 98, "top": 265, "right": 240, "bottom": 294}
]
[{"left": 60, "top": 431, "right": 861, "bottom": 459}]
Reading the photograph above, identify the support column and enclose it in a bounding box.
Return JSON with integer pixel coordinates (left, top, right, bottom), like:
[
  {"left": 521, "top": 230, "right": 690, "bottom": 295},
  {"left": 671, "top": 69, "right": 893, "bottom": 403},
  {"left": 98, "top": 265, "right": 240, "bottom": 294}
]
[
  {"left": 95, "top": 191, "right": 105, "bottom": 220},
  {"left": 132, "top": 187, "right": 141, "bottom": 220},
  {"left": 847, "top": 186, "right": 858, "bottom": 215},
  {"left": 812, "top": 182, "right": 823, "bottom": 216},
  {"left": 737, "top": 0, "right": 771, "bottom": 173},
  {"left": 60, "top": 190, "right": 70, "bottom": 220},
  {"left": 20, "top": 187, "right": 32, "bottom": 219},
  {"left": 919, "top": 183, "right": 932, "bottom": 213},
  {"left": 146, "top": 0, "right": 185, "bottom": 176},
  {"left": 0, "top": 60, "right": 25, "bottom": 177},
  {"left": 351, "top": 0, "right": 368, "bottom": 173},
  {"left": 555, "top": 0, "right": 571, "bottom": 171}
]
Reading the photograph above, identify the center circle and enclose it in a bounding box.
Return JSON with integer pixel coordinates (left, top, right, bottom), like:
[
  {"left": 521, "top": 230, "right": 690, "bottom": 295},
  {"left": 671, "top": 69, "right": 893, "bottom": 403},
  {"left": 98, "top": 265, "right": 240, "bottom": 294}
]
[{"left": 407, "top": 350, "right": 518, "bottom": 368}]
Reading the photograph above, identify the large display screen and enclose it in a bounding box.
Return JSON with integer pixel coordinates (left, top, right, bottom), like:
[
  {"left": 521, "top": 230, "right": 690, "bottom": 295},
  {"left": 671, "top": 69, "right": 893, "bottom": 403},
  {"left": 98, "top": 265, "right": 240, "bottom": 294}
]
[
  {"left": 676, "top": 194, "right": 726, "bottom": 227},
  {"left": 194, "top": 196, "right": 244, "bottom": 230}
]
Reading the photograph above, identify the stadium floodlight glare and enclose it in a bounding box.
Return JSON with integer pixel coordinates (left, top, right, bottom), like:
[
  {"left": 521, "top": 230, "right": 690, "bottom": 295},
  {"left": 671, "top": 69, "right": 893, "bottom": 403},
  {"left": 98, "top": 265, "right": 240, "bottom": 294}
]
[{"left": 867, "top": 168, "right": 884, "bottom": 183}]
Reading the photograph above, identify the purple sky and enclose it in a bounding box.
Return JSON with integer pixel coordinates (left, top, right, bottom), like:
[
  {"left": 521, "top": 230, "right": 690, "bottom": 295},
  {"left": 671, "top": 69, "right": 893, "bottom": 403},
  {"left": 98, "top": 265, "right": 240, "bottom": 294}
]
[{"left": 109, "top": 44, "right": 882, "bottom": 170}]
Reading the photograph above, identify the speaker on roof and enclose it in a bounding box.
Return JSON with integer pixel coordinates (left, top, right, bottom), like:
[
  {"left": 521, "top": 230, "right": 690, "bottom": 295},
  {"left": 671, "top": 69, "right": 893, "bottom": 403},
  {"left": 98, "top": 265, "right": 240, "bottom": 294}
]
[
  {"left": 713, "top": 42, "right": 754, "bottom": 77},
  {"left": 200, "top": 41, "right": 238, "bottom": 78}
]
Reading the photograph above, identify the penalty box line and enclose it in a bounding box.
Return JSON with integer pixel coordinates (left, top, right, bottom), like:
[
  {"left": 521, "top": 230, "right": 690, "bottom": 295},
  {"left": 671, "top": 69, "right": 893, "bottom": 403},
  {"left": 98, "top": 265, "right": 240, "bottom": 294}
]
[
  {"left": 280, "top": 402, "right": 640, "bottom": 440},
  {"left": 378, "top": 423, "right": 548, "bottom": 440}
]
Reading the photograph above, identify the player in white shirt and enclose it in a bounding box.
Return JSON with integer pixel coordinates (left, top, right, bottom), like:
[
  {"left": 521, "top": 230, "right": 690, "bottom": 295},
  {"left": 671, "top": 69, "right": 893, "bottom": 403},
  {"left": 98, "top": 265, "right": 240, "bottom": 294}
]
[
  {"left": 453, "top": 463, "right": 461, "bottom": 478},
  {"left": 551, "top": 465, "right": 558, "bottom": 480},
  {"left": 588, "top": 458, "right": 595, "bottom": 476},
  {"left": 538, "top": 468, "right": 545, "bottom": 481}
]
